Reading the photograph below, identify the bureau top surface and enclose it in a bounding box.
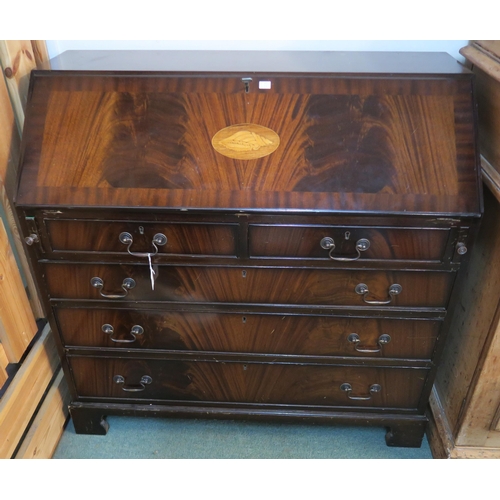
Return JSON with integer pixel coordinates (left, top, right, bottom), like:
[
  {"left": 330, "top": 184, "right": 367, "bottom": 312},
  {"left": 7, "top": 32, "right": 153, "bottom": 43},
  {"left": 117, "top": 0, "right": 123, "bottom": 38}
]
[
  {"left": 45, "top": 50, "right": 470, "bottom": 75},
  {"left": 16, "top": 50, "right": 482, "bottom": 215}
]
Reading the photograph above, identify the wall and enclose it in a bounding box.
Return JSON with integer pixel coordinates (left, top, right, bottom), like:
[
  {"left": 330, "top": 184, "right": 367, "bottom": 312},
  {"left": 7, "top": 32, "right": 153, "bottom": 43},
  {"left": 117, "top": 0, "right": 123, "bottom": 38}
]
[{"left": 46, "top": 40, "right": 469, "bottom": 63}]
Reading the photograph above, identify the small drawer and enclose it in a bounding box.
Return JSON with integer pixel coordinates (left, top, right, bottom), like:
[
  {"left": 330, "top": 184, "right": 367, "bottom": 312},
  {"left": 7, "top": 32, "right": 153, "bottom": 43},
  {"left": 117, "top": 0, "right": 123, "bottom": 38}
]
[
  {"left": 69, "top": 356, "right": 429, "bottom": 409},
  {"left": 44, "top": 264, "right": 455, "bottom": 308},
  {"left": 55, "top": 307, "right": 441, "bottom": 360},
  {"left": 249, "top": 225, "right": 451, "bottom": 262},
  {"left": 43, "top": 219, "right": 238, "bottom": 257}
]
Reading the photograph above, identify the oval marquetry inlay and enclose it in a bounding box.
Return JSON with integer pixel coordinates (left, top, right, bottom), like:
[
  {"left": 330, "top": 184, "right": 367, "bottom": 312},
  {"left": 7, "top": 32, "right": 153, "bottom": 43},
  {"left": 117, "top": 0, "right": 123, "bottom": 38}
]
[{"left": 212, "top": 123, "right": 280, "bottom": 160}]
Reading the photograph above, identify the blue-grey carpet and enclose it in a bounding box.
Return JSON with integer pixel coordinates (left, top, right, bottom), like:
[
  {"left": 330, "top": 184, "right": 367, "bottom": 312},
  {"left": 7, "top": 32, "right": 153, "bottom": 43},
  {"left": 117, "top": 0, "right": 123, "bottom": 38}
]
[{"left": 53, "top": 416, "right": 433, "bottom": 459}]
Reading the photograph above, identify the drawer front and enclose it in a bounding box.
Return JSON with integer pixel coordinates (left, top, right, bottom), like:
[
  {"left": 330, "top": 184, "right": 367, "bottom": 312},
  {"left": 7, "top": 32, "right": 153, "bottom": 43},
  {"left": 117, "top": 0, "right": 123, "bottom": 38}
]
[
  {"left": 45, "top": 264, "right": 455, "bottom": 308},
  {"left": 249, "top": 225, "right": 450, "bottom": 262},
  {"left": 44, "top": 219, "right": 238, "bottom": 257},
  {"left": 69, "top": 356, "right": 429, "bottom": 409},
  {"left": 55, "top": 308, "right": 442, "bottom": 359}
]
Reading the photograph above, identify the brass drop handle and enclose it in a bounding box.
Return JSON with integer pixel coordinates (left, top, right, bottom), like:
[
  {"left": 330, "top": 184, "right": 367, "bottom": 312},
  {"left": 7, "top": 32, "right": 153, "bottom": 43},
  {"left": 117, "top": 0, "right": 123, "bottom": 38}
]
[
  {"left": 340, "top": 383, "right": 382, "bottom": 401},
  {"left": 347, "top": 333, "right": 391, "bottom": 353},
  {"left": 119, "top": 231, "right": 167, "bottom": 258},
  {"left": 113, "top": 374, "right": 152, "bottom": 392},
  {"left": 102, "top": 324, "right": 144, "bottom": 343},
  {"left": 91, "top": 277, "right": 136, "bottom": 299},
  {"left": 320, "top": 237, "right": 370, "bottom": 261},
  {"left": 355, "top": 283, "right": 402, "bottom": 305}
]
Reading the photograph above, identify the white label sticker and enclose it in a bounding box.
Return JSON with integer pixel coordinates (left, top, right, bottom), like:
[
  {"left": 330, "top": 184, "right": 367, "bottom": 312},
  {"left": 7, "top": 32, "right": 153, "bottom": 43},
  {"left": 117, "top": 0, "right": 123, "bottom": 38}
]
[
  {"left": 148, "top": 253, "right": 156, "bottom": 290},
  {"left": 259, "top": 81, "right": 272, "bottom": 89}
]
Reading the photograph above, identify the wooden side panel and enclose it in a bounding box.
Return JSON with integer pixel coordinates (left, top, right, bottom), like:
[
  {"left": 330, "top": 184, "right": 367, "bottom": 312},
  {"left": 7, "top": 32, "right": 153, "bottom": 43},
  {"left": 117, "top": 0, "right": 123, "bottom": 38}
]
[
  {"left": 0, "top": 41, "right": 44, "bottom": 319},
  {"left": 461, "top": 43, "right": 500, "bottom": 83},
  {"left": 461, "top": 42, "right": 500, "bottom": 181},
  {"left": 433, "top": 189, "right": 500, "bottom": 433},
  {"left": 454, "top": 299, "right": 500, "bottom": 447},
  {"left": 480, "top": 156, "right": 500, "bottom": 204},
  {"left": 30, "top": 41, "right": 49, "bottom": 69},
  {"left": 0, "top": 218, "right": 37, "bottom": 362},
  {"left": 14, "top": 368, "right": 70, "bottom": 459},
  {"left": 0, "top": 325, "right": 59, "bottom": 458},
  {"left": 474, "top": 41, "right": 500, "bottom": 59},
  {"left": 0, "top": 342, "right": 8, "bottom": 388},
  {"left": 427, "top": 387, "right": 452, "bottom": 459},
  {"left": 0, "top": 40, "right": 38, "bottom": 132},
  {"left": 473, "top": 67, "right": 500, "bottom": 173},
  {"left": 428, "top": 387, "right": 500, "bottom": 459},
  {"left": 0, "top": 60, "right": 19, "bottom": 186}
]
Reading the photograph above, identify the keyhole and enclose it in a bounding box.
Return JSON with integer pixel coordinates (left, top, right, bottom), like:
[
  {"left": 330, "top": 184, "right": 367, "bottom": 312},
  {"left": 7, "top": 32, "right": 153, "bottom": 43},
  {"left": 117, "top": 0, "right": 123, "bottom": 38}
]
[
  {"left": 242, "top": 270, "right": 247, "bottom": 278},
  {"left": 243, "top": 364, "right": 248, "bottom": 371},
  {"left": 242, "top": 316, "right": 247, "bottom": 323},
  {"left": 242, "top": 78, "right": 252, "bottom": 93},
  {"left": 139, "top": 226, "right": 145, "bottom": 235},
  {"left": 345, "top": 231, "right": 351, "bottom": 240}
]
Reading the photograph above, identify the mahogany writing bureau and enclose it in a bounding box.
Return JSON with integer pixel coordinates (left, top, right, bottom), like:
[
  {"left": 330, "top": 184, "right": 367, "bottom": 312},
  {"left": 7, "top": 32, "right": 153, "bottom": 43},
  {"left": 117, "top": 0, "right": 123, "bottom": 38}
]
[{"left": 15, "top": 50, "right": 482, "bottom": 447}]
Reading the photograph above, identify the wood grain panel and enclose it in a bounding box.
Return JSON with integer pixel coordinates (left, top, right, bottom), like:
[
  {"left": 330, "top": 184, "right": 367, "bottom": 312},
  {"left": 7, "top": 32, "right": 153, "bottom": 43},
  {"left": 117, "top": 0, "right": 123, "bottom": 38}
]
[
  {"left": 433, "top": 189, "right": 500, "bottom": 433},
  {"left": 0, "top": 325, "right": 59, "bottom": 458},
  {"left": 0, "top": 40, "right": 37, "bottom": 131},
  {"left": 45, "top": 219, "right": 237, "bottom": 256},
  {"left": 54, "top": 307, "right": 442, "bottom": 359},
  {"left": 16, "top": 71, "right": 480, "bottom": 215},
  {"left": 456, "top": 304, "right": 500, "bottom": 447},
  {"left": 474, "top": 67, "right": 500, "bottom": 174},
  {"left": 1, "top": 49, "right": 44, "bottom": 319},
  {"left": 0, "top": 343, "right": 8, "bottom": 388},
  {"left": 0, "top": 218, "right": 37, "bottom": 362},
  {"left": 14, "top": 368, "right": 70, "bottom": 459},
  {"left": 249, "top": 225, "right": 450, "bottom": 261},
  {"left": 0, "top": 62, "right": 19, "bottom": 185},
  {"left": 44, "top": 264, "right": 455, "bottom": 308},
  {"left": 34, "top": 92, "right": 458, "bottom": 194},
  {"left": 69, "top": 356, "right": 429, "bottom": 409},
  {"left": 30, "top": 41, "right": 50, "bottom": 69}
]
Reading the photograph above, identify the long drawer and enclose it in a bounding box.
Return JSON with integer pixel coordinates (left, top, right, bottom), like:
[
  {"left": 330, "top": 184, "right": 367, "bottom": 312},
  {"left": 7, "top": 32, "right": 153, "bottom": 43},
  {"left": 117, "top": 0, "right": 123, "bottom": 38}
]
[
  {"left": 69, "top": 356, "right": 429, "bottom": 409},
  {"left": 44, "top": 264, "right": 456, "bottom": 308},
  {"left": 54, "top": 307, "right": 442, "bottom": 359}
]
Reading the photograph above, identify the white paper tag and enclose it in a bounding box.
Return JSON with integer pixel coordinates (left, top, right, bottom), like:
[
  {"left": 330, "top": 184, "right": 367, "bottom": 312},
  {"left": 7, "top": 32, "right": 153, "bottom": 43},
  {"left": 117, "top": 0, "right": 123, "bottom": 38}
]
[
  {"left": 148, "top": 253, "right": 156, "bottom": 290},
  {"left": 259, "top": 81, "right": 271, "bottom": 89}
]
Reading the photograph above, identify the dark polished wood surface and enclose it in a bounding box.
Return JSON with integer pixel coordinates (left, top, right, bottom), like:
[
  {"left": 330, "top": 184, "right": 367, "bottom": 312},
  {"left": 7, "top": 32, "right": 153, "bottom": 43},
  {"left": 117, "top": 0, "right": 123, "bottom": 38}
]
[
  {"left": 17, "top": 58, "right": 480, "bottom": 215},
  {"left": 45, "top": 50, "right": 470, "bottom": 74},
  {"left": 38, "top": 212, "right": 455, "bottom": 265},
  {"left": 45, "top": 219, "right": 238, "bottom": 256},
  {"left": 54, "top": 307, "right": 441, "bottom": 359},
  {"left": 44, "top": 263, "right": 455, "bottom": 308},
  {"left": 68, "top": 356, "right": 428, "bottom": 409},
  {"left": 14, "top": 51, "right": 482, "bottom": 447},
  {"left": 249, "top": 225, "right": 450, "bottom": 261}
]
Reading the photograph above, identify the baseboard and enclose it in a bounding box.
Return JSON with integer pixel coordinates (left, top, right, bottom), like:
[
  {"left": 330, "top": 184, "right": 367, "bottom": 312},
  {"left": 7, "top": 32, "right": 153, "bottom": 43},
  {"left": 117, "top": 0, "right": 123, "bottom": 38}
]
[
  {"left": 427, "top": 385, "right": 454, "bottom": 458},
  {"left": 428, "top": 385, "right": 500, "bottom": 459}
]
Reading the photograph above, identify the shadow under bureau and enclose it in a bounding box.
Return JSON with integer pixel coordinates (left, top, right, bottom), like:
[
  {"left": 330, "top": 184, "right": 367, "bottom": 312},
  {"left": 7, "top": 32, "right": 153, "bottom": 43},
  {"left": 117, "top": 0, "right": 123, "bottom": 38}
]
[{"left": 14, "top": 50, "right": 482, "bottom": 447}]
